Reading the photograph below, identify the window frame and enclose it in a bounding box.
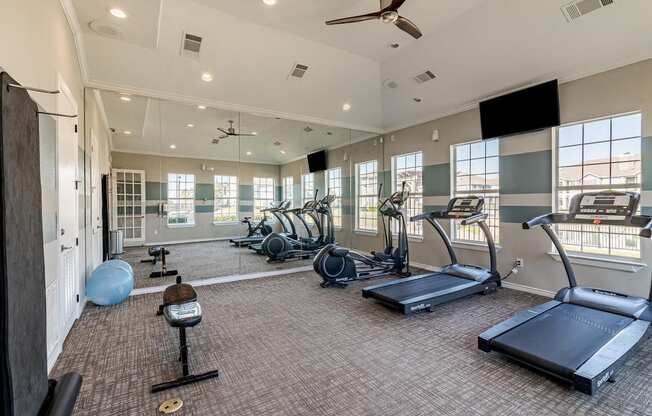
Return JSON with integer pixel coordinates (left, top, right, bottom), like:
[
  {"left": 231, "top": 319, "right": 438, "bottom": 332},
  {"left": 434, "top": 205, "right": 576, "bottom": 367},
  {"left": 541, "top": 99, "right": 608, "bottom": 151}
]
[
  {"left": 451, "top": 139, "right": 500, "bottom": 244},
  {"left": 282, "top": 176, "right": 293, "bottom": 208},
  {"left": 213, "top": 175, "right": 238, "bottom": 224},
  {"left": 253, "top": 177, "right": 275, "bottom": 221},
  {"left": 167, "top": 173, "right": 196, "bottom": 227},
  {"left": 326, "top": 167, "right": 343, "bottom": 228},
  {"left": 552, "top": 111, "right": 643, "bottom": 260},
  {"left": 355, "top": 160, "right": 378, "bottom": 233},
  {"left": 391, "top": 151, "right": 424, "bottom": 237},
  {"left": 302, "top": 173, "right": 315, "bottom": 206}
]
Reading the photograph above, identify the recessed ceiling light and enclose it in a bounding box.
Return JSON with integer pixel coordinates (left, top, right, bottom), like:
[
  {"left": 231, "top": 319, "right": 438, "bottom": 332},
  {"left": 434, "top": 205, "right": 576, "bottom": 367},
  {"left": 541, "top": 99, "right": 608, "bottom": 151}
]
[
  {"left": 413, "top": 97, "right": 423, "bottom": 103},
  {"left": 197, "top": 105, "right": 206, "bottom": 110},
  {"left": 109, "top": 8, "right": 127, "bottom": 19},
  {"left": 169, "top": 144, "right": 177, "bottom": 149},
  {"left": 246, "top": 151, "right": 252, "bottom": 156},
  {"left": 201, "top": 72, "right": 213, "bottom": 82},
  {"left": 280, "top": 150, "right": 286, "bottom": 154},
  {"left": 186, "top": 123, "right": 195, "bottom": 128},
  {"left": 123, "top": 130, "right": 132, "bottom": 135},
  {"left": 342, "top": 103, "right": 351, "bottom": 111},
  {"left": 120, "top": 95, "right": 131, "bottom": 102},
  {"left": 251, "top": 132, "right": 258, "bottom": 136},
  {"left": 262, "top": 0, "right": 277, "bottom": 5}
]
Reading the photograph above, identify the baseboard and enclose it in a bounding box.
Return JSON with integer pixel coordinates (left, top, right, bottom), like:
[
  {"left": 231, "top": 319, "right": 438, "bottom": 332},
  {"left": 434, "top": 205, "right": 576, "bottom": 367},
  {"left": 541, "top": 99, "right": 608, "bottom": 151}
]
[
  {"left": 501, "top": 281, "right": 555, "bottom": 298},
  {"left": 144, "top": 236, "right": 238, "bottom": 246},
  {"left": 131, "top": 265, "right": 314, "bottom": 296}
]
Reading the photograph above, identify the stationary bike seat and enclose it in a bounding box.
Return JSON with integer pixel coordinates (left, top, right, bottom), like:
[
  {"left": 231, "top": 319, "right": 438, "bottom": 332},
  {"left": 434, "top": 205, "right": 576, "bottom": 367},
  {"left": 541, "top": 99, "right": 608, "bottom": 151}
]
[
  {"left": 329, "top": 246, "right": 349, "bottom": 257},
  {"left": 148, "top": 246, "right": 170, "bottom": 257},
  {"left": 163, "top": 283, "right": 197, "bottom": 306}
]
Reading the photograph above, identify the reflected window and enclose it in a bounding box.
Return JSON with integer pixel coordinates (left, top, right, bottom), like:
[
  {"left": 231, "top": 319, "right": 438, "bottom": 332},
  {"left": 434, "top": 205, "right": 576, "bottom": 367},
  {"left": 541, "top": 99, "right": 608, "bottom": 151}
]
[
  {"left": 451, "top": 139, "right": 500, "bottom": 243},
  {"left": 282, "top": 176, "right": 293, "bottom": 208},
  {"left": 356, "top": 160, "right": 378, "bottom": 232},
  {"left": 253, "top": 177, "right": 274, "bottom": 221},
  {"left": 302, "top": 173, "right": 315, "bottom": 205},
  {"left": 392, "top": 152, "right": 423, "bottom": 236},
  {"left": 326, "top": 168, "right": 342, "bottom": 228},
  {"left": 214, "top": 175, "right": 238, "bottom": 223},
  {"left": 167, "top": 173, "right": 195, "bottom": 226},
  {"left": 555, "top": 112, "right": 642, "bottom": 258}
]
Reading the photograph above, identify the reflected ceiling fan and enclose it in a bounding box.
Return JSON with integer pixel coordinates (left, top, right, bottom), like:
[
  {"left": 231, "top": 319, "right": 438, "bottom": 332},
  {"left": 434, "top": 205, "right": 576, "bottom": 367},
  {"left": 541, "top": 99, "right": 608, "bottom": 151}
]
[
  {"left": 325, "top": 0, "right": 422, "bottom": 39},
  {"left": 216, "top": 120, "right": 257, "bottom": 140}
]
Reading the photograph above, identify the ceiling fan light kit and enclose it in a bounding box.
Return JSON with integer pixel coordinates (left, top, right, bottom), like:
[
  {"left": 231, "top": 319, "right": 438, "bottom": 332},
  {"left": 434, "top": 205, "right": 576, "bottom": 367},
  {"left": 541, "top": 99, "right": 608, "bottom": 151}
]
[{"left": 325, "top": 0, "right": 422, "bottom": 40}]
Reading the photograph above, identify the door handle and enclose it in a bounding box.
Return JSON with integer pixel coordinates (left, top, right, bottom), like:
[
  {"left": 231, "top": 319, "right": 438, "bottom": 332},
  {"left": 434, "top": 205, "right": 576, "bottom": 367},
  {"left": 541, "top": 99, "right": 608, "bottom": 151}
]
[{"left": 61, "top": 245, "right": 73, "bottom": 252}]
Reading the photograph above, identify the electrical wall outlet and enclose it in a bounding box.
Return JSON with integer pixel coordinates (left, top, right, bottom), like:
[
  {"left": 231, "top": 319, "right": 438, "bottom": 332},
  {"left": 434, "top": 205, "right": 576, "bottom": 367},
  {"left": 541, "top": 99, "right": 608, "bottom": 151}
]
[{"left": 515, "top": 258, "right": 524, "bottom": 268}]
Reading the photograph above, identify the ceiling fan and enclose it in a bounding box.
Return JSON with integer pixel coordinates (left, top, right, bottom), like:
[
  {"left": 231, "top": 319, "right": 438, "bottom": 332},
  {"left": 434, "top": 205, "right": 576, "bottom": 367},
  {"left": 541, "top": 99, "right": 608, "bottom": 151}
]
[
  {"left": 325, "top": 0, "right": 422, "bottom": 40},
  {"left": 217, "top": 120, "right": 257, "bottom": 139}
]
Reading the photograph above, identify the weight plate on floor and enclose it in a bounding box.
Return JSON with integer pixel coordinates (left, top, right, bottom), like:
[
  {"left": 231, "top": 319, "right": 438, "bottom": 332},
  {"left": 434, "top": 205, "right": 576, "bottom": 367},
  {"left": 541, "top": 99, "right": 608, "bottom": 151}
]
[{"left": 158, "top": 398, "right": 183, "bottom": 414}]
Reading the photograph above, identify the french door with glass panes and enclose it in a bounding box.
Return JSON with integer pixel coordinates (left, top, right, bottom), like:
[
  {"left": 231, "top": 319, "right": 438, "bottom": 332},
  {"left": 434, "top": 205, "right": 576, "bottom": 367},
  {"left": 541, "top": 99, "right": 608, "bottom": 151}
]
[{"left": 112, "top": 169, "right": 146, "bottom": 246}]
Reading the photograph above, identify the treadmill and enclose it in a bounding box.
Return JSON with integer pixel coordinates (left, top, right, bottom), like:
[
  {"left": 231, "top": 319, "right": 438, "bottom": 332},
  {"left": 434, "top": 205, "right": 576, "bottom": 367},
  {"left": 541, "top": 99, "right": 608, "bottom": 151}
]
[
  {"left": 362, "top": 196, "right": 501, "bottom": 316},
  {"left": 230, "top": 200, "right": 289, "bottom": 247},
  {"left": 479, "top": 191, "right": 652, "bottom": 395}
]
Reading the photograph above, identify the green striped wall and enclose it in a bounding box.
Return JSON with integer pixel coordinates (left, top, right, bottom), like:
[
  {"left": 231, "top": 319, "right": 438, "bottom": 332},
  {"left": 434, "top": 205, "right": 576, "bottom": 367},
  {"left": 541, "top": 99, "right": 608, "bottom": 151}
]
[
  {"left": 500, "top": 150, "right": 552, "bottom": 194},
  {"left": 500, "top": 206, "right": 552, "bottom": 224},
  {"left": 423, "top": 163, "right": 450, "bottom": 197}
]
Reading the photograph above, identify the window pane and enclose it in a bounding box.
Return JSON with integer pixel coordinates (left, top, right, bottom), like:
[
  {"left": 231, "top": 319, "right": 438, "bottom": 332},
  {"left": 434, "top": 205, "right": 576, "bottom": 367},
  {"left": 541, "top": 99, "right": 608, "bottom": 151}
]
[
  {"left": 583, "top": 119, "right": 610, "bottom": 143},
  {"left": 485, "top": 174, "right": 499, "bottom": 190},
  {"left": 456, "top": 144, "right": 470, "bottom": 161},
  {"left": 470, "top": 142, "right": 485, "bottom": 158},
  {"left": 470, "top": 158, "right": 485, "bottom": 175},
  {"left": 582, "top": 163, "right": 610, "bottom": 186},
  {"left": 612, "top": 113, "right": 641, "bottom": 139},
  {"left": 612, "top": 138, "right": 640, "bottom": 162},
  {"left": 558, "top": 145, "right": 582, "bottom": 167},
  {"left": 486, "top": 157, "right": 499, "bottom": 174},
  {"left": 456, "top": 160, "right": 470, "bottom": 176},
  {"left": 583, "top": 141, "right": 610, "bottom": 165},
  {"left": 558, "top": 124, "right": 582, "bottom": 147},
  {"left": 558, "top": 166, "right": 582, "bottom": 187},
  {"left": 486, "top": 140, "right": 499, "bottom": 157},
  {"left": 456, "top": 175, "right": 470, "bottom": 192},
  {"left": 611, "top": 161, "right": 641, "bottom": 185}
]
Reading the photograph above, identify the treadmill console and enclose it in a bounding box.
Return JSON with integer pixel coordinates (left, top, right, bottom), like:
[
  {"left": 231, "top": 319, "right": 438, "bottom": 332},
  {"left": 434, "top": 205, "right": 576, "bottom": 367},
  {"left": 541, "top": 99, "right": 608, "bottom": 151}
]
[
  {"left": 447, "top": 197, "right": 484, "bottom": 218},
  {"left": 569, "top": 191, "right": 639, "bottom": 221}
]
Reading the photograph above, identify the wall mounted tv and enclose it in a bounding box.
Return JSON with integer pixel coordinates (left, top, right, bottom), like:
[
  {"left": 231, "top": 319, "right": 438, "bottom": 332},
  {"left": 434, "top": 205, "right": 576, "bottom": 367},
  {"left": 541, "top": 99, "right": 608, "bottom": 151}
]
[
  {"left": 307, "top": 150, "right": 327, "bottom": 173},
  {"left": 479, "top": 80, "right": 560, "bottom": 139}
]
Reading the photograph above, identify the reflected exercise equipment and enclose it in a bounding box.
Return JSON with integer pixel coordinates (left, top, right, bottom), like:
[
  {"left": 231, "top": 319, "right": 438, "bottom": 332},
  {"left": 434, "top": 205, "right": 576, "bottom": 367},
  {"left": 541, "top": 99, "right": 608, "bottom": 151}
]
[{"left": 230, "top": 201, "right": 280, "bottom": 247}]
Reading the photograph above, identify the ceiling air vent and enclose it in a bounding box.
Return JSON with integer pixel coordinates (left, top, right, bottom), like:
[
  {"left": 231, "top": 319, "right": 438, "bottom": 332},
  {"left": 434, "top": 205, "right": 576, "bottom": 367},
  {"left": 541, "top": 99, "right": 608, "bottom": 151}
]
[
  {"left": 288, "top": 63, "right": 309, "bottom": 79},
  {"left": 561, "top": 0, "right": 614, "bottom": 22},
  {"left": 413, "top": 70, "right": 436, "bottom": 84},
  {"left": 181, "top": 33, "right": 202, "bottom": 58}
]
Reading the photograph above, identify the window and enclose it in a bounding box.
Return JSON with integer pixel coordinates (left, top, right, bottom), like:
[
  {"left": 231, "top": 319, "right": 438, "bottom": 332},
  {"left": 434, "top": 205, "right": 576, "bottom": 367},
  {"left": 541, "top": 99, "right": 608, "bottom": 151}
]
[
  {"left": 253, "top": 177, "right": 274, "bottom": 220},
  {"left": 167, "top": 173, "right": 195, "bottom": 226},
  {"left": 326, "top": 167, "right": 343, "bottom": 228},
  {"left": 452, "top": 140, "right": 500, "bottom": 243},
  {"left": 356, "top": 160, "right": 378, "bottom": 232},
  {"left": 302, "top": 173, "right": 315, "bottom": 205},
  {"left": 282, "top": 176, "right": 293, "bottom": 208},
  {"left": 555, "top": 112, "right": 642, "bottom": 258},
  {"left": 214, "top": 175, "right": 238, "bottom": 223},
  {"left": 392, "top": 152, "right": 423, "bottom": 236}
]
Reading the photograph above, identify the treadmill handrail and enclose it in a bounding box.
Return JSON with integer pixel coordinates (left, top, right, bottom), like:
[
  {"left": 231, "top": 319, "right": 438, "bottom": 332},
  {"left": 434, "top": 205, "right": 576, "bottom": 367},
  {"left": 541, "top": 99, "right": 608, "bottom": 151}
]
[{"left": 461, "top": 213, "right": 489, "bottom": 226}]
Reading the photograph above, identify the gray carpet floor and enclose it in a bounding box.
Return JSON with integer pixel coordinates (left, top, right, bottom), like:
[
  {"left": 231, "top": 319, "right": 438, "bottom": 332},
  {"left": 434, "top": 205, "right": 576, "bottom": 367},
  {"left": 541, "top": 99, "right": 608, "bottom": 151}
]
[
  {"left": 120, "top": 240, "right": 312, "bottom": 289},
  {"left": 52, "top": 271, "right": 652, "bottom": 416}
]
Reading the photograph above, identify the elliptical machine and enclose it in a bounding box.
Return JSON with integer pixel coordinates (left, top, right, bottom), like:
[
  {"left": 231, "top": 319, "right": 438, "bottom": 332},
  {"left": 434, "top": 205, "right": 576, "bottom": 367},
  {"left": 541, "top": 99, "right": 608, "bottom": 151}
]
[
  {"left": 315, "top": 182, "right": 411, "bottom": 288},
  {"left": 262, "top": 190, "right": 333, "bottom": 262},
  {"left": 229, "top": 205, "right": 275, "bottom": 247}
]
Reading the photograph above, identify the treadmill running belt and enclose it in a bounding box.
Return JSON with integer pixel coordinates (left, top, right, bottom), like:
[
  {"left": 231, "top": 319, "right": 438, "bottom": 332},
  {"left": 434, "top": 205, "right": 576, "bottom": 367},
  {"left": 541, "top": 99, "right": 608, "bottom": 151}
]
[
  {"left": 492, "top": 303, "right": 633, "bottom": 379},
  {"left": 369, "top": 274, "right": 474, "bottom": 302}
]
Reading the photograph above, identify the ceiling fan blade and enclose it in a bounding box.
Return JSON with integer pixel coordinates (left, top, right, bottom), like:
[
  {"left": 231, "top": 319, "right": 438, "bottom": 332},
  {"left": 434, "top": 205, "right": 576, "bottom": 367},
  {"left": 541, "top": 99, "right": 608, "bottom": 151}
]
[
  {"left": 326, "top": 12, "right": 380, "bottom": 25},
  {"left": 237, "top": 133, "right": 257, "bottom": 137},
  {"left": 219, "top": 134, "right": 229, "bottom": 139},
  {"left": 217, "top": 128, "right": 230, "bottom": 135},
  {"left": 381, "top": 0, "right": 406, "bottom": 11},
  {"left": 395, "top": 16, "right": 422, "bottom": 39}
]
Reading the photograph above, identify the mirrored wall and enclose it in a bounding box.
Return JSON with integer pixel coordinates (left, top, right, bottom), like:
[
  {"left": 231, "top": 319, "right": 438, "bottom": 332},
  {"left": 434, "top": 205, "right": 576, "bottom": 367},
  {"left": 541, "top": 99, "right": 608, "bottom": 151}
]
[{"left": 87, "top": 87, "right": 388, "bottom": 289}]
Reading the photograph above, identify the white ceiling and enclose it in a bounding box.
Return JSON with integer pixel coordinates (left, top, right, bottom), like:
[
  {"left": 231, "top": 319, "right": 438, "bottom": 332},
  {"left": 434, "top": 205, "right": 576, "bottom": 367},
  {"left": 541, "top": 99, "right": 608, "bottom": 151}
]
[
  {"left": 70, "top": 0, "right": 652, "bottom": 133},
  {"left": 102, "top": 90, "right": 373, "bottom": 164}
]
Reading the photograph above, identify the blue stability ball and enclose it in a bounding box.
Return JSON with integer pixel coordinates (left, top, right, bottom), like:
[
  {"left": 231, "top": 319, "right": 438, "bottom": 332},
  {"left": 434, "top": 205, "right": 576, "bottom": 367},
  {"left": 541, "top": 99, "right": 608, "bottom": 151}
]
[
  {"left": 87, "top": 262, "right": 134, "bottom": 306},
  {"left": 101, "top": 259, "right": 134, "bottom": 276}
]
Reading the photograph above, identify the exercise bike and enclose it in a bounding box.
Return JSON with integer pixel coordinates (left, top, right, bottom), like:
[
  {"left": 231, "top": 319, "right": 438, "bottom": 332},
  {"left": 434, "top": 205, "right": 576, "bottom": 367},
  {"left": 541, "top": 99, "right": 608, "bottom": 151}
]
[
  {"left": 264, "top": 193, "right": 336, "bottom": 262},
  {"left": 230, "top": 202, "right": 280, "bottom": 247},
  {"left": 315, "top": 182, "right": 411, "bottom": 288}
]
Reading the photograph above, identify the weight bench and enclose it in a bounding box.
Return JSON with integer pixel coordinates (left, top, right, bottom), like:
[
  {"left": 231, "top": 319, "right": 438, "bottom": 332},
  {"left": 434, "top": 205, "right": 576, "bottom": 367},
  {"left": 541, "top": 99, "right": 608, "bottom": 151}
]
[
  {"left": 142, "top": 246, "right": 178, "bottom": 278},
  {"left": 152, "top": 276, "right": 219, "bottom": 393}
]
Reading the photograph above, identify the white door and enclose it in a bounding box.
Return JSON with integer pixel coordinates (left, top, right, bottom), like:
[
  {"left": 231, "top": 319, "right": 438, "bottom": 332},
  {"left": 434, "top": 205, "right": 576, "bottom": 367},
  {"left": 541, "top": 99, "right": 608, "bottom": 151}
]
[
  {"left": 112, "top": 169, "right": 146, "bottom": 246},
  {"left": 90, "top": 130, "right": 103, "bottom": 269},
  {"left": 56, "top": 76, "right": 80, "bottom": 339}
]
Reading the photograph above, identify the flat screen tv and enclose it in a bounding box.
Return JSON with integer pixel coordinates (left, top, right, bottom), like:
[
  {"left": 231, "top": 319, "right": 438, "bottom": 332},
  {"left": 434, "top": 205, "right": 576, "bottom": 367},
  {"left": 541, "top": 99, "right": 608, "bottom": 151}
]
[
  {"left": 307, "top": 150, "right": 327, "bottom": 173},
  {"left": 480, "top": 80, "right": 560, "bottom": 139}
]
